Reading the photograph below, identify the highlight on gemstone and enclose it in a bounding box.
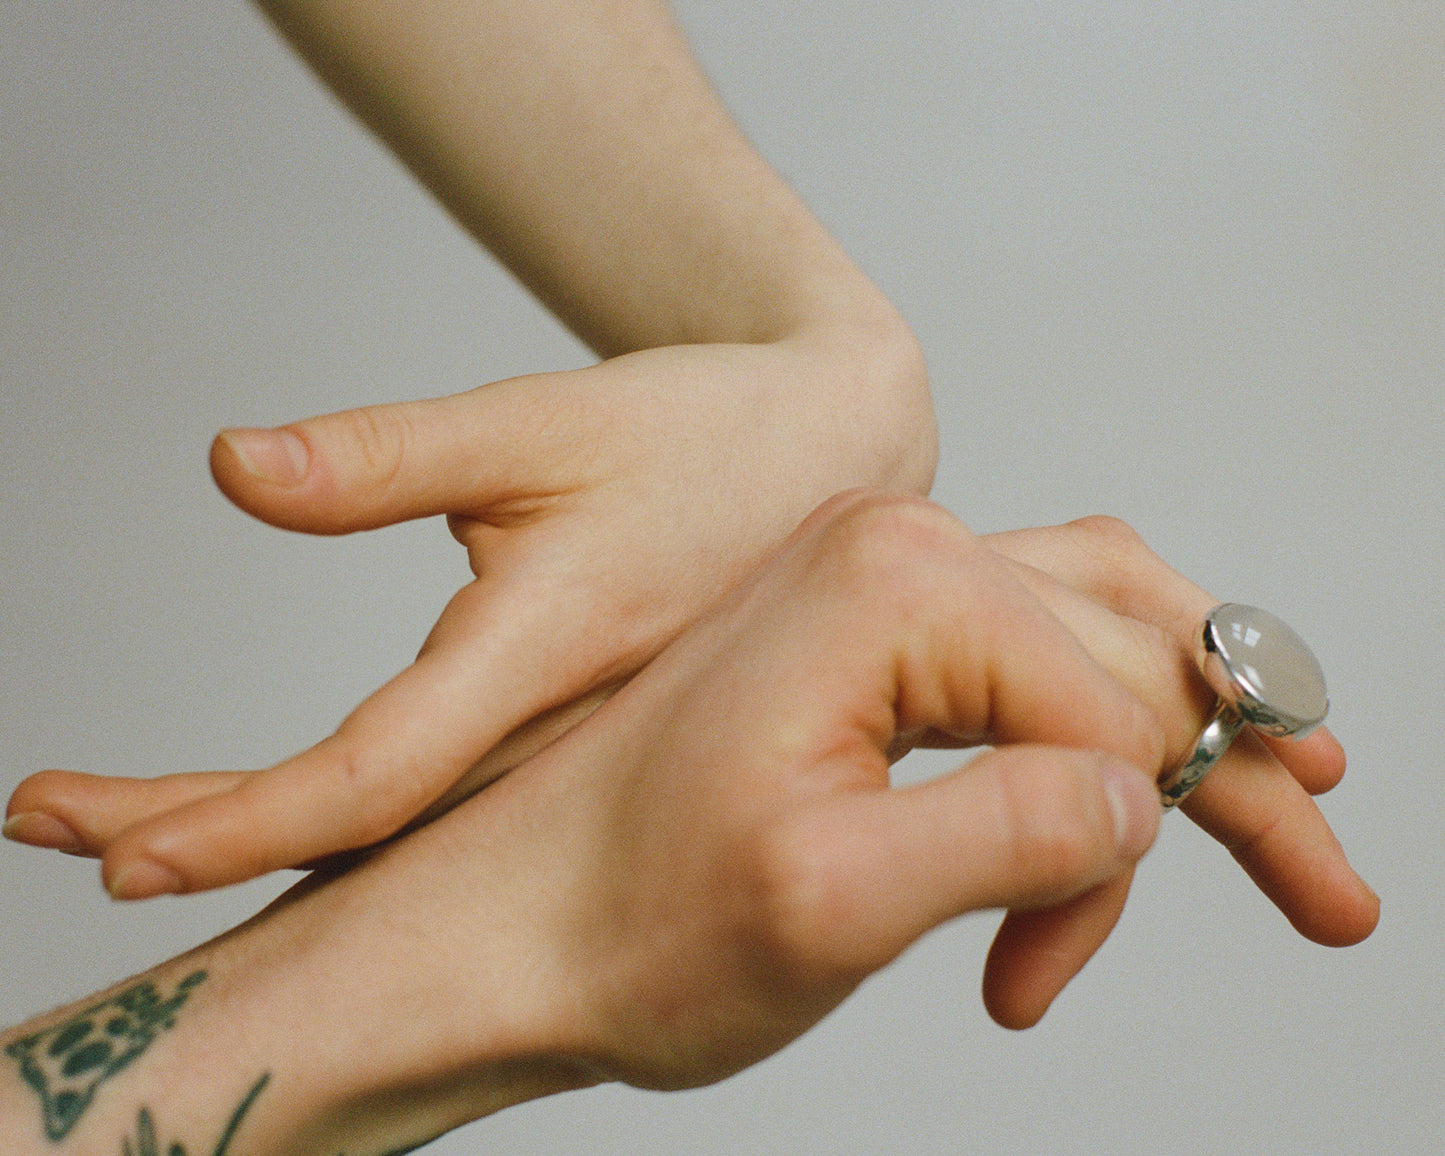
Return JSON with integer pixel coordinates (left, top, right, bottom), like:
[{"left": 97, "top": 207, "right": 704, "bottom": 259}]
[{"left": 1204, "top": 603, "right": 1328, "bottom": 736}]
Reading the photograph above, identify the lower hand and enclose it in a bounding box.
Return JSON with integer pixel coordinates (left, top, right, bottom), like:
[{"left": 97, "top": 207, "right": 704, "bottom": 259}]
[
  {"left": 0, "top": 495, "right": 1376, "bottom": 1155},
  {"left": 201, "top": 492, "right": 1171, "bottom": 1156},
  {"left": 8, "top": 503, "right": 1378, "bottom": 1027},
  {"left": 9, "top": 496, "right": 1377, "bottom": 1036}
]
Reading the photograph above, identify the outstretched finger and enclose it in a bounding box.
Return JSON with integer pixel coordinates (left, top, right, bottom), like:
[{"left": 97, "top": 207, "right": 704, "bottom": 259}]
[
  {"left": 4, "top": 770, "right": 246, "bottom": 858},
  {"left": 1, "top": 678, "right": 616, "bottom": 864},
  {"left": 93, "top": 577, "right": 604, "bottom": 898},
  {"left": 1179, "top": 731, "right": 1379, "bottom": 946},
  {"left": 209, "top": 372, "right": 603, "bottom": 536}
]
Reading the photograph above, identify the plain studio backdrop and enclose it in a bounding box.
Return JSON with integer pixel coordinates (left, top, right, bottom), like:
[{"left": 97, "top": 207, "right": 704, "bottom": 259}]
[{"left": 2, "top": 2, "right": 1440, "bottom": 1152}]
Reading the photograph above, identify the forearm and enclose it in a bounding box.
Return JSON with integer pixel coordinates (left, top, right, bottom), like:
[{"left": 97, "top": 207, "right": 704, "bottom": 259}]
[
  {"left": 253, "top": 0, "right": 901, "bottom": 356},
  {"left": 0, "top": 949, "right": 289, "bottom": 1156},
  {"left": 0, "top": 876, "right": 587, "bottom": 1156}
]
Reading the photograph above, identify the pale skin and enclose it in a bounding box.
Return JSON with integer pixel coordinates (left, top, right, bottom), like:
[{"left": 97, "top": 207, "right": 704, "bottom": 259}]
[
  {"left": 5, "top": 0, "right": 937, "bottom": 896},
  {"left": 0, "top": 1, "right": 1367, "bottom": 933},
  {"left": 0, "top": 495, "right": 1378, "bottom": 1156},
  {"left": 3, "top": 2, "right": 1377, "bottom": 1146}
]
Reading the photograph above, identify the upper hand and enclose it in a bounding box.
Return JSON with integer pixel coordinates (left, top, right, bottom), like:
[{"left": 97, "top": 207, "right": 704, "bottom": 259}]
[{"left": 5, "top": 327, "right": 934, "bottom": 897}]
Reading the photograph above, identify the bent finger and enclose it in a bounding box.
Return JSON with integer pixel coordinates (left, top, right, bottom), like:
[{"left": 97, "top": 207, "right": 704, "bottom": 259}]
[
  {"left": 764, "top": 746, "right": 1158, "bottom": 981},
  {"left": 981, "top": 872, "right": 1134, "bottom": 1030},
  {"left": 985, "top": 520, "right": 1346, "bottom": 796},
  {"left": 985, "top": 544, "right": 1375, "bottom": 943}
]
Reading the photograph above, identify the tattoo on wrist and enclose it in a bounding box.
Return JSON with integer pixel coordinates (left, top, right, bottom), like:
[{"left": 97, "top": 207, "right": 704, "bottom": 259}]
[
  {"left": 6, "top": 971, "right": 208, "bottom": 1141},
  {"left": 120, "top": 1072, "right": 269, "bottom": 1156}
]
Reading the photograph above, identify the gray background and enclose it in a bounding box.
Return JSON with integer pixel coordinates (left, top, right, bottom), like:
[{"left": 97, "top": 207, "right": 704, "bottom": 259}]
[{"left": 2, "top": 1, "right": 1440, "bottom": 1152}]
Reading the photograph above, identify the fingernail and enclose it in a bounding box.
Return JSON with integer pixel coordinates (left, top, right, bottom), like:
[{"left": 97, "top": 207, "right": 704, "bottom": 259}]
[
  {"left": 106, "top": 858, "right": 184, "bottom": 901},
  {"left": 3, "top": 812, "right": 84, "bottom": 853},
  {"left": 220, "top": 428, "right": 309, "bottom": 486},
  {"left": 1101, "top": 760, "right": 1161, "bottom": 860}
]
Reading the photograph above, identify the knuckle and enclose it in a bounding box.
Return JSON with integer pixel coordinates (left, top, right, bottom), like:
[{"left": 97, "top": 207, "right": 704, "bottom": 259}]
[
  {"left": 333, "top": 405, "right": 413, "bottom": 491},
  {"left": 323, "top": 739, "right": 416, "bottom": 848},
  {"left": 1061, "top": 515, "right": 1161, "bottom": 605},
  {"left": 1067, "top": 514, "right": 1146, "bottom": 552},
  {"left": 814, "top": 491, "right": 978, "bottom": 602},
  {"left": 993, "top": 754, "right": 1113, "bottom": 887}
]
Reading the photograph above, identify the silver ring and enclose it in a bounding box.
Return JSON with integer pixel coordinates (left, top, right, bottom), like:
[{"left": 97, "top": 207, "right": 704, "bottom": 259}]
[{"left": 1158, "top": 603, "right": 1329, "bottom": 809}]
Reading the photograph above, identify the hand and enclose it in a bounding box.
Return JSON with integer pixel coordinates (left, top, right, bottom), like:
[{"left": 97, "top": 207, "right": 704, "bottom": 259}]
[
  {"left": 8, "top": 503, "right": 1379, "bottom": 1009},
  {"left": 0, "top": 496, "right": 1376, "bottom": 1156},
  {"left": 7, "top": 0, "right": 943, "bottom": 898},
  {"left": 195, "top": 492, "right": 1173, "bottom": 1155},
  {"left": 6, "top": 498, "right": 1378, "bottom": 1018},
  {"left": 6, "top": 328, "right": 935, "bottom": 898}
]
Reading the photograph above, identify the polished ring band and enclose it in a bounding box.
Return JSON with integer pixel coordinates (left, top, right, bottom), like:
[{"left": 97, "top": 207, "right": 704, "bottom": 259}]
[{"left": 1158, "top": 603, "right": 1329, "bottom": 809}]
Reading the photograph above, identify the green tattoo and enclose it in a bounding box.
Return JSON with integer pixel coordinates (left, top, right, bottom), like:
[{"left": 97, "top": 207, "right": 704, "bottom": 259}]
[
  {"left": 5, "top": 970, "right": 207, "bottom": 1141},
  {"left": 120, "top": 1072, "right": 270, "bottom": 1156}
]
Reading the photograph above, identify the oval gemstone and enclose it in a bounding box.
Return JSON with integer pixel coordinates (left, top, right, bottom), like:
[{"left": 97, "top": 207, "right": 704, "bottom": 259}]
[{"left": 1204, "top": 603, "right": 1328, "bottom": 735}]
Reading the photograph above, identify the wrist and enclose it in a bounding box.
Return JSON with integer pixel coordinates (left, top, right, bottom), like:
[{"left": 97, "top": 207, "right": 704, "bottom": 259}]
[
  {"left": 204, "top": 865, "right": 600, "bottom": 1155},
  {"left": 780, "top": 305, "right": 938, "bottom": 497},
  {"left": 0, "top": 958, "right": 282, "bottom": 1156},
  {"left": 0, "top": 875, "right": 595, "bottom": 1156}
]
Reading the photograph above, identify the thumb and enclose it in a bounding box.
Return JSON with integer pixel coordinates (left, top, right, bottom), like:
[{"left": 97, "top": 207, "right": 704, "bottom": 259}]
[
  {"left": 770, "top": 746, "right": 1160, "bottom": 980},
  {"left": 209, "top": 377, "right": 583, "bottom": 535}
]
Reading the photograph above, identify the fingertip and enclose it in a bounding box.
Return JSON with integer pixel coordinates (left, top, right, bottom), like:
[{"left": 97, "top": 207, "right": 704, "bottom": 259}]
[
  {"left": 1300, "top": 874, "right": 1381, "bottom": 948},
  {"left": 1298, "top": 727, "right": 1348, "bottom": 795},
  {"left": 980, "top": 873, "right": 1133, "bottom": 1033},
  {"left": 98, "top": 804, "right": 267, "bottom": 897},
  {"left": 103, "top": 854, "right": 186, "bottom": 901},
  {"left": 211, "top": 424, "right": 372, "bottom": 536},
  {"left": 6, "top": 770, "right": 113, "bottom": 856},
  {"left": 212, "top": 427, "right": 311, "bottom": 489},
  {"left": 981, "top": 978, "right": 1052, "bottom": 1032},
  {"left": 1100, "top": 757, "right": 1162, "bottom": 862},
  {"left": 1351, "top": 883, "right": 1383, "bottom": 944},
  {"left": 3, "top": 811, "right": 87, "bottom": 855},
  {"left": 7, "top": 768, "right": 83, "bottom": 818}
]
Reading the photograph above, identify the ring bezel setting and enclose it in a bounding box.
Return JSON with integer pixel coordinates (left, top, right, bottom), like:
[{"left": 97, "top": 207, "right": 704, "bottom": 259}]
[{"left": 1159, "top": 603, "right": 1329, "bottom": 809}]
